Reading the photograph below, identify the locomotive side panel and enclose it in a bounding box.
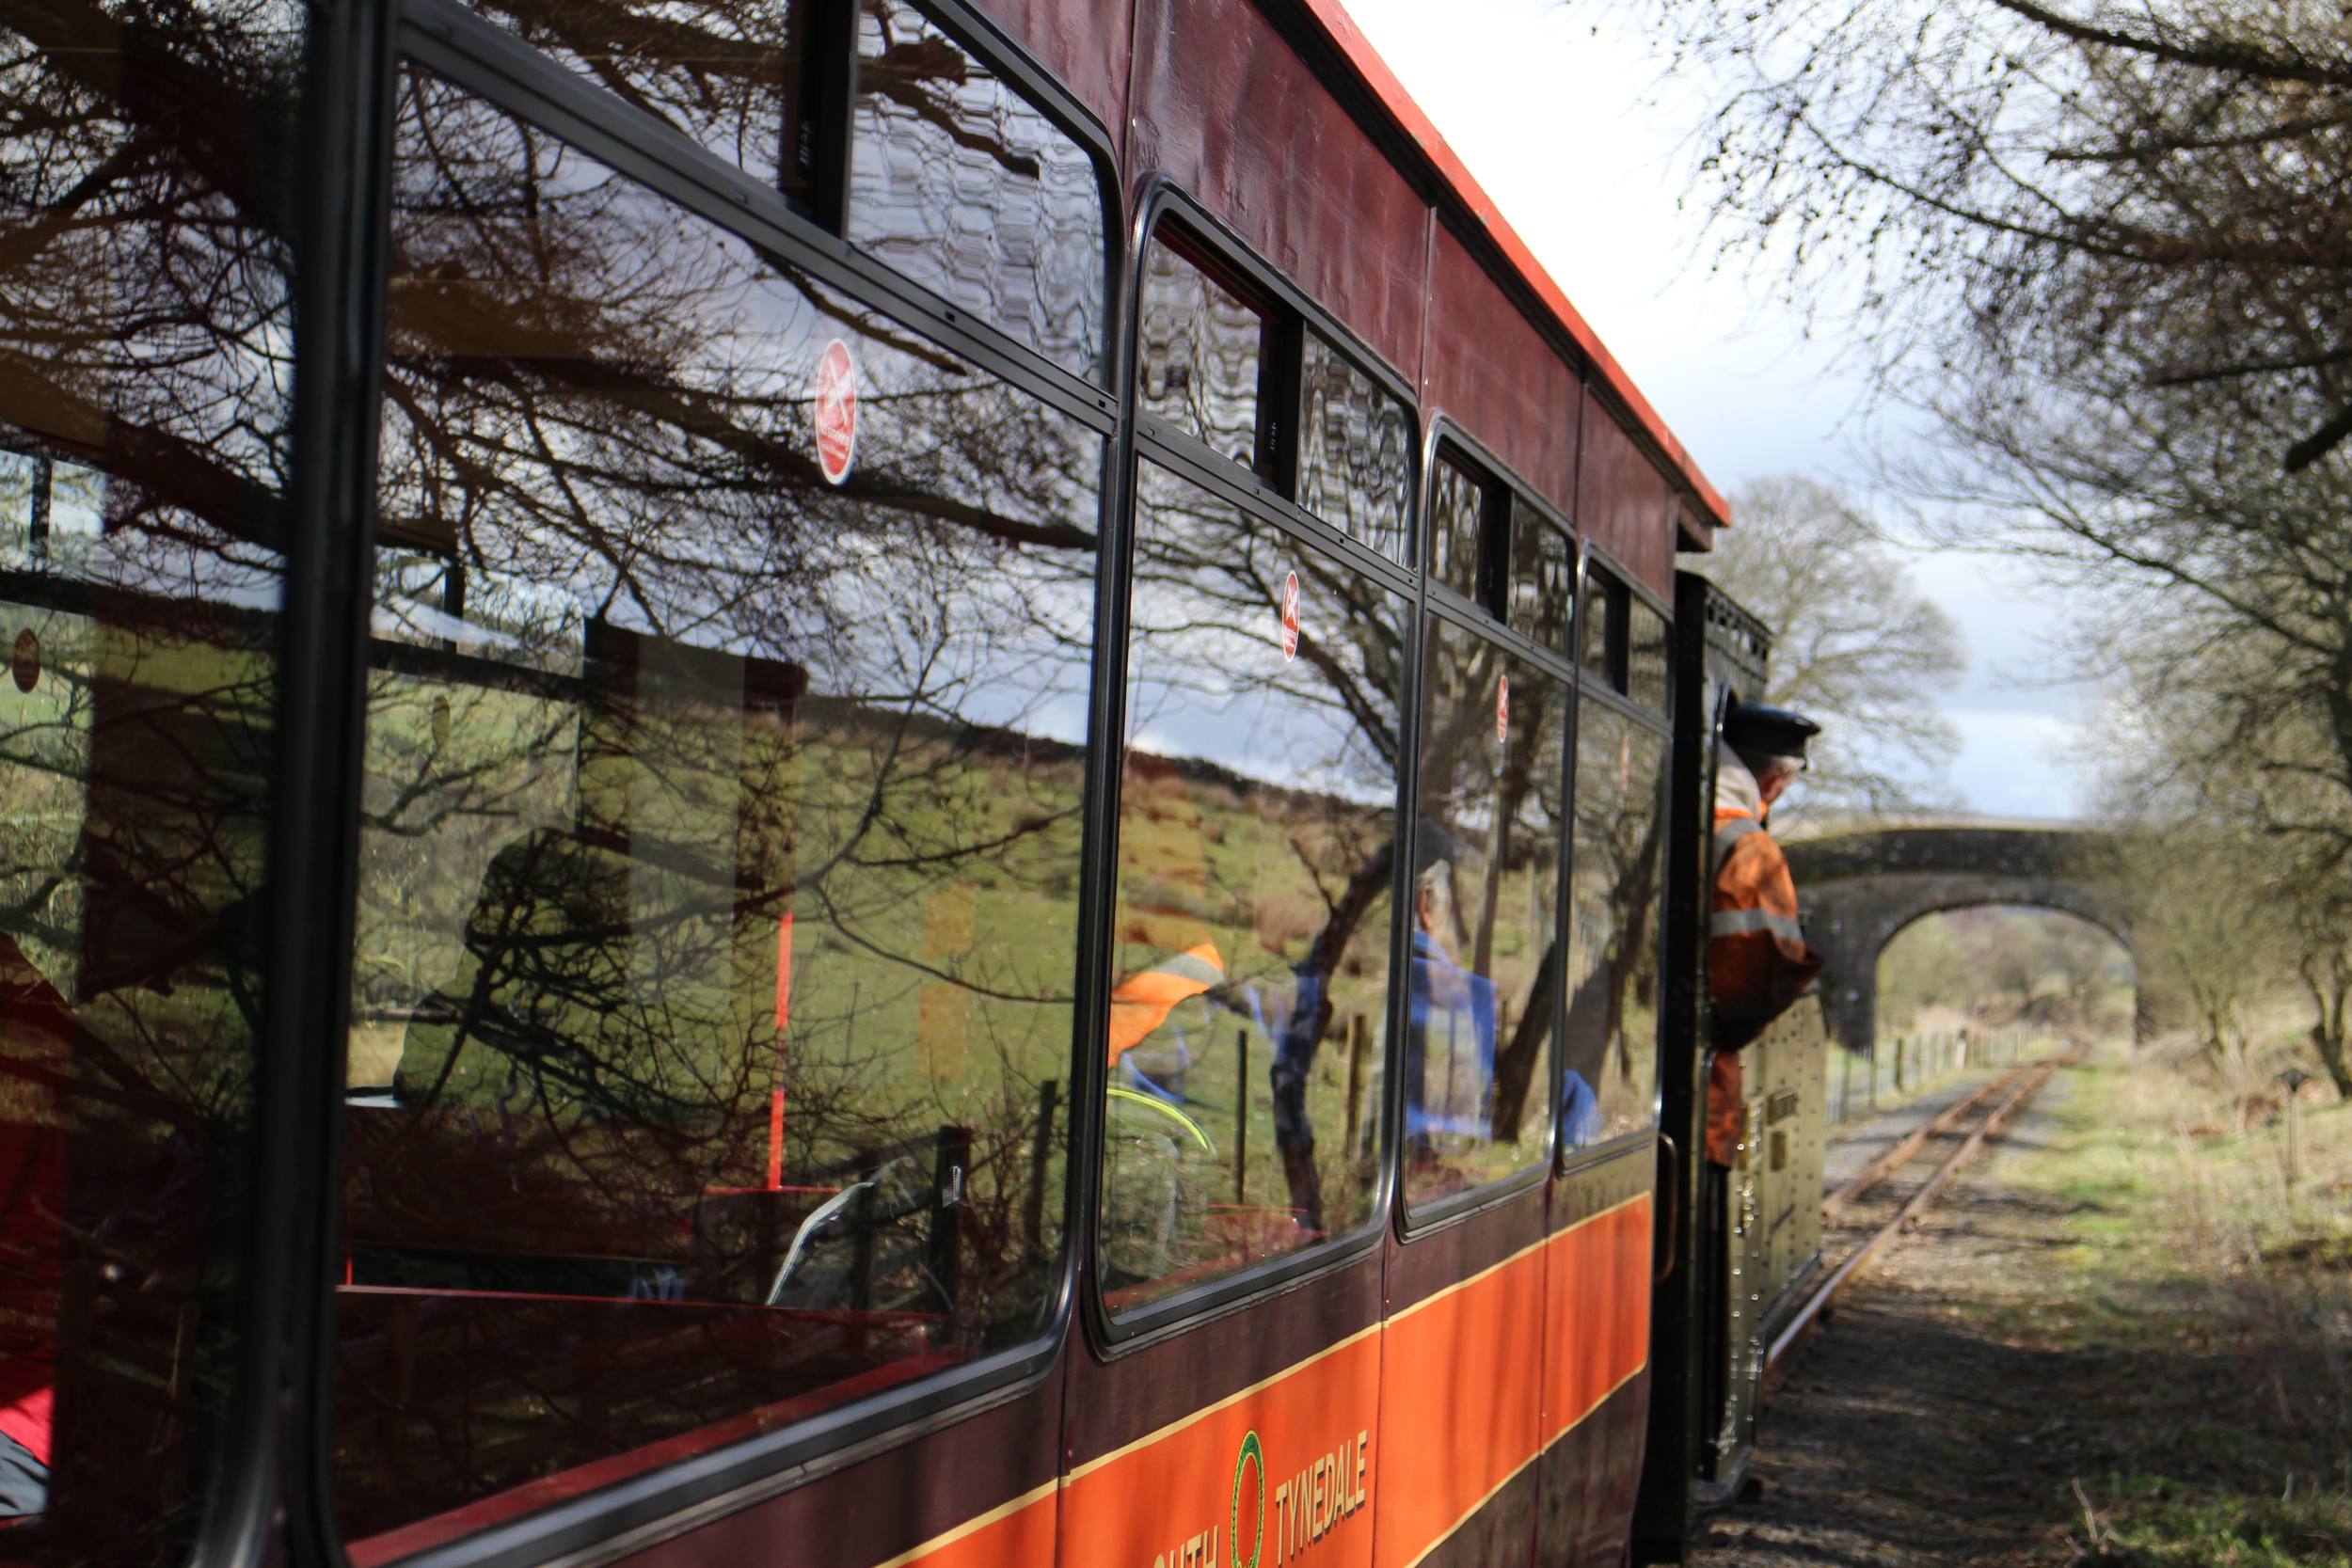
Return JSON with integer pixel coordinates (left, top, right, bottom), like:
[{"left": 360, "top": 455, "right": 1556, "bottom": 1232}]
[{"left": 1711, "top": 997, "right": 1830, "bottom": 1476}]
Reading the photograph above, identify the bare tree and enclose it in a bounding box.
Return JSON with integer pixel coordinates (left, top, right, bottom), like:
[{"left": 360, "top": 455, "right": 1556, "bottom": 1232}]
[
  {"left": 2079, "top": 630, "right": 2352, "bottom": 1093},
  {"left": 1650, "top": 0, "right": 2352, "bottom": 1061},
  {"left": 1687, "top": 476, "right": 1964, "bottom": 815}
]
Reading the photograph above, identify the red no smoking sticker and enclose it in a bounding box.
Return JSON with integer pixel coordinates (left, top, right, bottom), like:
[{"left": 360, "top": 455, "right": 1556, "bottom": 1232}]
[
  {"left": 813, "top": 339, "right": 858, "bottom": 485},
  {"left": 1496, "top": 675, "right": 1510, "bottom": 745},
  {"left": 1279, "top": 571, "right": 1301, "bottom": 660}
]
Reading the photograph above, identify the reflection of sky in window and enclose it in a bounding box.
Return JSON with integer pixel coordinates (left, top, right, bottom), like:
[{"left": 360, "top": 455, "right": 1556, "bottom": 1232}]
[
  {"left": 378, "top": 96, "right": 1104, "bottom": 760},
  {"left": 850, "top": 2, "right": 1105, "bottom": 379},
  {"left": 1126, "top": 469, "right": 1403, "bottom": 806},
  {"left": 1136, "top": 242, "right": 1263, "bottom": 467},
  {"left": 373, "top": 553, "right": 586, "bottom": 676},
  {"left": 0, "top": 448, "right": 280, "bottom": 606},
  {"left": 1127, "top": 679, "right": 1389, "bottom": 806},
  {"left": 1298, "top": 332, "right": 1411, "bottom": 562}
]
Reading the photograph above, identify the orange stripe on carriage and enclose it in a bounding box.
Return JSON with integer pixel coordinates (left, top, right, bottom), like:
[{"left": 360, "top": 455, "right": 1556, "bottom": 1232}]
[{"left": 880, "top": 1196, "right": 1654, "bottom": 1568}]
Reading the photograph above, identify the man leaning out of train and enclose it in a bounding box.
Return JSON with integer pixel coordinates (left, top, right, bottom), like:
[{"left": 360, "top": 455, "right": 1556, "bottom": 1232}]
[{"left": 1706, "top": 702, "right": 1827, "bottom": 1168}]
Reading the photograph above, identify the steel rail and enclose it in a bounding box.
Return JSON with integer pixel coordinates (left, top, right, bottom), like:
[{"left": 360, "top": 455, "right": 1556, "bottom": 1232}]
[
  {"left": 1821, "top": 1062, "right": 2039, "bottom": 1220},
  {"left": 1767, "top": 1052, "right": 2080, "bottom": 1371}
]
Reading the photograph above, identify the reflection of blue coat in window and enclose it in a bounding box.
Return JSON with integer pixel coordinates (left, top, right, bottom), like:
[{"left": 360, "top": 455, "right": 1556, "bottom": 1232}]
[
  {"left": 1559, "top": 1069, "right": 1602, "bottom": 1148},
  {"left": 1406, "top": 928, "right": 1495, "bottom": 1140}
]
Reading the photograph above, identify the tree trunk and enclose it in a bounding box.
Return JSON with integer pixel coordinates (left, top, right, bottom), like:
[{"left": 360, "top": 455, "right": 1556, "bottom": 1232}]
[{"left": 2300, "top": 949, "right": 2352, "bottom": 1100}]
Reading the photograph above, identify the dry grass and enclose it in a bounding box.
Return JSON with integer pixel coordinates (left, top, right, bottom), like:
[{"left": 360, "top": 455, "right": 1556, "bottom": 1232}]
[{"left": 1996, "top": 1041, "right": 2352, "bottom": 1564}]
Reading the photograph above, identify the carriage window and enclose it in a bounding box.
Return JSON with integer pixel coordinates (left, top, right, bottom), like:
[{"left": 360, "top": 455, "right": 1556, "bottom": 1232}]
[
  {"left": 0, "top": 0, "right": 301, "bottom": 1556},
  {"left": 1405, "top": 620, "right": 1565, "bottom": 1211},
  {"left": 437, "top": 0, "right": 1109, "bottom": 379},
  {"left": 1098, "top": 463, "right": 1404, "bottom": 1313},
  {"left": 1426, "top": 457, "right": 1487, "bottom": 607},
  {"left": 1626, "top": 596, "right": 1670, "bottom": 714},
  {"left": 1582, "top": 567, "right": 1630, "bottom": 692},
  {"left": 1296, "top": 333, "right": 1411, "bottom": 562},
  {"left": 338, "top": 72, "right": 1100, "bottom": 1556},
  {"left": 850, "top": 0, "right": 1107, "bottom": 379},
  {"left": 439, "top": 0, "right": 813, "bottom": 194},
  {"left": 1559, "top": 708, "right": 1667, "bottom": 1151},
  {"left": 1136, "top": 237, "right": 1271, "bottom": 474},
  {"left": 1508, "top": 499, "right": 1572, "bottom": 651}
]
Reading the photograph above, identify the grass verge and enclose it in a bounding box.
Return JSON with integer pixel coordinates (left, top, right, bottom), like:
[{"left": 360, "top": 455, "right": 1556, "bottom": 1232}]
[{"left": 1987, "top": 1048, "right": 2352, "bottom": 1566}]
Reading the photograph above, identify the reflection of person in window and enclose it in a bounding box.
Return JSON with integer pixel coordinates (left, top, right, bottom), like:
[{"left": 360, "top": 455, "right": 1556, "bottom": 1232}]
[
  {"left": 0, "top": 934, "right": 64, "bottom": 1518},
  {"left": 1558, "top": 1065, "right": 1602, "bottom": 1148},
  {"left": 1405, "top": 827, "right": 1495, "bottom": 1183}
]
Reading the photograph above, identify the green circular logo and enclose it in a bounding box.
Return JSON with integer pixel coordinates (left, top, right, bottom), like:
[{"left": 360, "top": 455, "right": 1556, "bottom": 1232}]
[{"left": 1231, "top": 1431, "right": 1264, "bottom": 1568}]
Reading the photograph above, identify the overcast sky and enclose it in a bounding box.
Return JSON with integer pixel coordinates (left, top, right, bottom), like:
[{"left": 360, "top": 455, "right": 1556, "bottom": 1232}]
[{"left": 1340, "top": 0, "right": 2089, "bottom": 818}]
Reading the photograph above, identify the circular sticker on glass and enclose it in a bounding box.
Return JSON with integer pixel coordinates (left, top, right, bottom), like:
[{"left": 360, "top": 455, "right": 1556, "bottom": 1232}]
[
  {"left": 1496, "top": 674, "right": 1510, "bottom": 745},
  {"left": 1279, "top": 572, "right": 1301, "bottom": 661},
  {"left": 11, "top": 629, "right": 38, "bottom": 694},
  {"left": 813, "top": 339, "right": 858, "bottom": 486}
]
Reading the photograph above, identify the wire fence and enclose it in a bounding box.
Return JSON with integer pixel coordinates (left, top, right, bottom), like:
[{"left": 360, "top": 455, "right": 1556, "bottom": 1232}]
[{"left": 1826, "top": 1029, "right": 2035, "bottom": 1126}]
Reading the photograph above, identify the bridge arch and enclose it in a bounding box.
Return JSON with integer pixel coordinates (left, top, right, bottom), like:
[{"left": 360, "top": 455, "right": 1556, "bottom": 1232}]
[{"left": 1781, "top": 823, "right": 2132, "bottom": 1052}]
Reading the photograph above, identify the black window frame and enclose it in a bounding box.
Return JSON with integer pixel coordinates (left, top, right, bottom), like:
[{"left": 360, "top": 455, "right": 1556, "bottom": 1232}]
[
  {"left": 1393, "top": 416, "right": 1582, "bottom": 1238},
  {"left": 286, "top": 4, "right": 1135, "bottom": 1564},
  {"left": 1084, "top": 182, "right": 1422, "bottom": 1351},
  {"left": 1576, "top": 544, "right": 1674, "bottom": 718}
]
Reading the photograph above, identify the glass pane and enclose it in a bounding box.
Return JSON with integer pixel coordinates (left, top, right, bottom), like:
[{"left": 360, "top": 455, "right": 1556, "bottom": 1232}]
[
  {"left": 1136, "top": 238, "right": 1266, "bottom": 473},
  {"left": 442, "top": 0, "right": 1108, "bottom": 379},
  {"left": 339, "top": 71, "right": 1100, "bottom": 1556},
  {"left": 0, "top": 0, "right": 298, "bottom": 1554},
  {"left": 1560, "top": 709, "right": 1668, "bottom": 1151},
  {"left": 1626, "top": 596, "right": 1670, "bottom": 714},
  {"left": 451, "top": 0, "right": 808, "bottom": 188},
  {"left": 1099, "top": 463, "right": 1405, "bottom": 1312},
  {"left": 849, "top": 0, "right": 1105, "bottom": 379},
  {"left": 1296, "top": 333, "right": 1410, "bottom": 562},
  {"left": 1426, "top": 458, "right": 1484, "bottom": 605},
  {"left": 1582, "top": 570, "right": 1626, "bottom": 690},
  {"left": 1406, "top": 621, "right": 1564, "bottom": 1209},
  {"left": 1507, "top": 499, "right": 1572, "bottom": 651}
]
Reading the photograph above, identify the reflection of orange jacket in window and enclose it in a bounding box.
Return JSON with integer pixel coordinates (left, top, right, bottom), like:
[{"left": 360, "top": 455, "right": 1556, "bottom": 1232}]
[
  {"left": 1705, "top": 803, "right": 1822, "bottom": 1165},
  {"left": 1105, "top": 942, "right": 1223, "bottom": 1063}
]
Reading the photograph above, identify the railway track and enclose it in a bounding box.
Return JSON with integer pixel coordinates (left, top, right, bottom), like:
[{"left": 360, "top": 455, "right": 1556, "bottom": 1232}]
[{"left": 1767, "top": 1049, "right": 2085, "bottom": 1370}]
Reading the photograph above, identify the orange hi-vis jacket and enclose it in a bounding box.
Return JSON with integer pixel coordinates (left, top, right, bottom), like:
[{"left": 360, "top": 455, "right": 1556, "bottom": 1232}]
[
  {"left": 1706, "top": 751, "right": 1824, "bottom": 1165},
  {"left": 1105, "top": 942, "right": 1225, "bottom": 1064}
]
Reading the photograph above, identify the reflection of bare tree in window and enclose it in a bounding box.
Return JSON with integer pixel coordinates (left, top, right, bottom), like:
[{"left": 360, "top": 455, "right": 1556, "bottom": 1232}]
[
  {"left": 1559, "top": 712, "right": 1668, "bottom": 1149},
  {"left": 0, "top": 0, "right": 301, "bottom": 1556},
  {"left": 1408, "top": 625, "right": 1563, "bottom": 1192},
  {"left": 440, "top": 0, "right": 1105, "bottom": 375},
  {"left": 1105, "top": 467, "right": 1404, "bottom": 1255},
  {"left": 334, "top": 72, "right": 1102, "bottom": 1539}
]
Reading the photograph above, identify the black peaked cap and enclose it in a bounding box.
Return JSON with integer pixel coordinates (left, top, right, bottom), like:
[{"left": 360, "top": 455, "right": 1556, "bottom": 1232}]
[{"left": 1723, "top": 701, "right": 1820, "bottom": 758}]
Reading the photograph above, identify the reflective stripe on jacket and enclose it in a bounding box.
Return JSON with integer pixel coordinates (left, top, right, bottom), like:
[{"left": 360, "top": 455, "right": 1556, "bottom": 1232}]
[{"left": 1705, "top": 754, "right": 1824, "bottom": 1164}]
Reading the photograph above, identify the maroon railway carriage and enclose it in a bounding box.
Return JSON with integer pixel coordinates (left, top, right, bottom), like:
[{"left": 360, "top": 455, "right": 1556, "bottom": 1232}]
[{"left": 0, "top": 0, "right": 1743, "bottom": 1563}]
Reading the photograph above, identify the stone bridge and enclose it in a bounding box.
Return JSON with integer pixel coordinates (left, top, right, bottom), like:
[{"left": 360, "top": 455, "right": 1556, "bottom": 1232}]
[{"left": 1781, "top": 820, "right": 2132, "bottom": 1052}]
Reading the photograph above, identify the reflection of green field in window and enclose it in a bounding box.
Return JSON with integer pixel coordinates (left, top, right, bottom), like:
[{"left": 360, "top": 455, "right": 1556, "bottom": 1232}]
[
  {"left": 0, "top": 610, "right": 277, "bottom": 1134},
  {"left": 1102, "top": 764, "right": 1393, "bottom": 1307},
  {"left": 0, "top": 602, "right": 92, "bottom": 1001},
  {"left": 349, "top": 666, "right": 1086, "bottom": 1312}
]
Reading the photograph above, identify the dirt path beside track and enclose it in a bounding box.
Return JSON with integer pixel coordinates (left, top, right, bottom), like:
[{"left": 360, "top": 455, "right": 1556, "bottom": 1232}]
[
  {"left": 1687, "top": 1054, "right": 2352, "bottom": 1568},
  {"left": 1690, "top": 1075, "right": 2091, "bottom": 1568}
]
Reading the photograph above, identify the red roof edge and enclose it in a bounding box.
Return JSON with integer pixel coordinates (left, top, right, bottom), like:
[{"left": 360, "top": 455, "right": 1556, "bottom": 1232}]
[{"left": 1294, "top": 0, "right": 1733, "bottom": 532}]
